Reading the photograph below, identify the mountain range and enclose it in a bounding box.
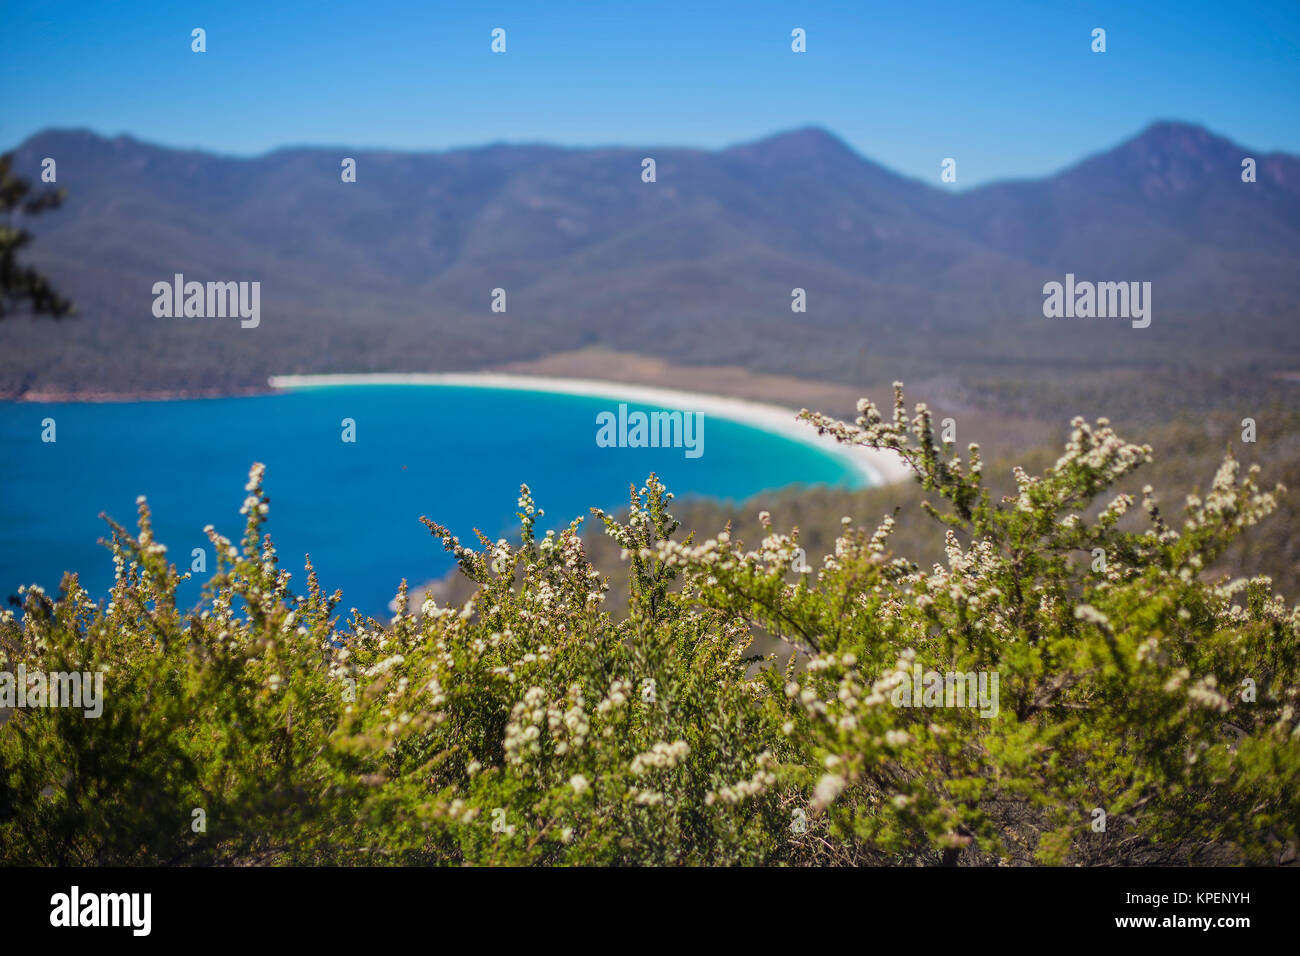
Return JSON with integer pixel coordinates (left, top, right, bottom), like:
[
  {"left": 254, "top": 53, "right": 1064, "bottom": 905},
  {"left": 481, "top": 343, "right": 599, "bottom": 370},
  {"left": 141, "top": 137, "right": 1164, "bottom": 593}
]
[{"left": 2, "top": 121, "right": 1298, "bottom": 403}]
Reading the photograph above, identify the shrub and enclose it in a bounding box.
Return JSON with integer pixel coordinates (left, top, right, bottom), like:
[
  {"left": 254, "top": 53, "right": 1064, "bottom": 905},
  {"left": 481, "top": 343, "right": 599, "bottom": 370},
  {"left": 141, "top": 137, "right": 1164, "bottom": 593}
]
[{"left": 2, "top": 387, "right": 1296, "bottom": 865}]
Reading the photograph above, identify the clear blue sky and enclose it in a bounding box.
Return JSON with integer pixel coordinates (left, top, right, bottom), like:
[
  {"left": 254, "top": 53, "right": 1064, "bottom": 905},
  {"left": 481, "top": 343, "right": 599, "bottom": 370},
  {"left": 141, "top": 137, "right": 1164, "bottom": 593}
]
[{"left": 3, "top": 0, "right": 1298, "bottom": 187}]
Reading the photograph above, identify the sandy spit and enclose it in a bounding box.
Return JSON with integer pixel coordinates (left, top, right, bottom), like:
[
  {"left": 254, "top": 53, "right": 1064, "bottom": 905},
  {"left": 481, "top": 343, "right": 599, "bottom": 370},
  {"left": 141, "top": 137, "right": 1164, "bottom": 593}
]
[{"left": 268, "top": 372, "right": 913, "bottom": 487}]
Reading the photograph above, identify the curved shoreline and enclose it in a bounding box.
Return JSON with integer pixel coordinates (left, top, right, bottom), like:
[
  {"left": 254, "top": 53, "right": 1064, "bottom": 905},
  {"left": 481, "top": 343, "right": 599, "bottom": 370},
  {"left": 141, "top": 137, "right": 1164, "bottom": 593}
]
[{"left": 267, "top": 372, "right": 913, "bottom": 488}]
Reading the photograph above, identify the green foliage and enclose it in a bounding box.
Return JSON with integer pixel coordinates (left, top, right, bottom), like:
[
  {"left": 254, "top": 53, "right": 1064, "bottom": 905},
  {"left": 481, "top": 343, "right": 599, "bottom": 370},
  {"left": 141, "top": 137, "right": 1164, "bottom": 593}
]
[
  {"left": 2, "top": 388, "right": 1297, "bottom": 865},
  {"left": 0, "top": 153, "right": 73, "bottom": 319}
]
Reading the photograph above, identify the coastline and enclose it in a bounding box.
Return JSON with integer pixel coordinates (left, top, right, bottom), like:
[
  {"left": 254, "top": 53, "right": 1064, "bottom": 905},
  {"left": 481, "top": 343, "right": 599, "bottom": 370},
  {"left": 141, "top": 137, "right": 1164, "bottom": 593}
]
[
  {"left": 5, "top": 369, "right": 913, "bottom": 487},
  {"left": 10, "top": 385, "right": 270, "bottom": 404},
  {"left": 267, "top": 372, "right": 913, "bottom": 487}
]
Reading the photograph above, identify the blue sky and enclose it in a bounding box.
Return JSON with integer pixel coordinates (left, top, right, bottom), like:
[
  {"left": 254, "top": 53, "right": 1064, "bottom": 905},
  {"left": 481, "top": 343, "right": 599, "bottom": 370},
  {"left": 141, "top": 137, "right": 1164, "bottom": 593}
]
[{"left": 3, "top": 0, "right": 1298, "bottom": 187}]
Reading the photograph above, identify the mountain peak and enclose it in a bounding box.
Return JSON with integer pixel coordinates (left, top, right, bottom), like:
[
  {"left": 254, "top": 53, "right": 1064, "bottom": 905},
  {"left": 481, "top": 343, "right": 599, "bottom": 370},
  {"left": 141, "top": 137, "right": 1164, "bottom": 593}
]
[
  {"left": 725, "top": 126, "right": 859, "bottom": 164},
  {"left": 1053, "top": 120, "right": 1265, "bottom": 198},
  {"left": 1125, "top": 120, "right": 1240, "bottom": 157}
]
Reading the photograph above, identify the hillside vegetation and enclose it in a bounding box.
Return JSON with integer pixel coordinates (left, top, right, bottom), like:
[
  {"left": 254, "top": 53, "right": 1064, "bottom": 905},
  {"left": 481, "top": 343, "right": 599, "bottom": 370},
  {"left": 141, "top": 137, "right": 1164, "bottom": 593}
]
[
  {"left": 427, "top": 404, "right": 1300, "bottom": 630},
  {"left": 3, "top": 122, "right": 1299, "bottom": 418},
  {"left": 3, "top": 387, "right": 1296, "bottom": 866}
]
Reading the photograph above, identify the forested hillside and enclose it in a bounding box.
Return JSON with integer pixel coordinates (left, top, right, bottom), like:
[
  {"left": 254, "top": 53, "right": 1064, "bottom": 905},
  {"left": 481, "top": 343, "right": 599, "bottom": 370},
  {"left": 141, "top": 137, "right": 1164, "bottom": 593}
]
[{"left": 3, "top": 122, "right": 1298, "bottom": 429}]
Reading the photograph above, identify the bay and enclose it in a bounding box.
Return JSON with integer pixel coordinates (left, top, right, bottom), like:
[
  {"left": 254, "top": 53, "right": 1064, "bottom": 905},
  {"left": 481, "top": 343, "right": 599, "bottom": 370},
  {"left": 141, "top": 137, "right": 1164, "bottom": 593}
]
[{"left": 0, "top": 384, "right": 868, "bottom": 617}]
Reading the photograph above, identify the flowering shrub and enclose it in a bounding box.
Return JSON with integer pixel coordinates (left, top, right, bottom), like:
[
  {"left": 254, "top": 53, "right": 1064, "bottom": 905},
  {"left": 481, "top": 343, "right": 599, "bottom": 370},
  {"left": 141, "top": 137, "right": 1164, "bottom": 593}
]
[{"left": 1, "top": 386, "right": 1297, "bottom": 865}]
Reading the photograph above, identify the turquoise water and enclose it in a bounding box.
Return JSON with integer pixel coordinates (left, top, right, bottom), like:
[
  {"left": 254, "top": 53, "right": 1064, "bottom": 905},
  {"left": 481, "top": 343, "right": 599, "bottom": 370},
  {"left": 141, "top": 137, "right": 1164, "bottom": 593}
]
[{"left": 0, "top": 385, "right": 864, "bottom": 616}]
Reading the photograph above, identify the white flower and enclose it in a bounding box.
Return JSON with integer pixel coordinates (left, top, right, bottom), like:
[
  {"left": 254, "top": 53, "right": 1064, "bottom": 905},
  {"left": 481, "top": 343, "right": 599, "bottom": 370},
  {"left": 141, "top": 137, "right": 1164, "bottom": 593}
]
[
  {"left": 812, "top": 773, "right": 846, "bottom": 809},
  {"left": 1074, "top": 604, "right": 1110, "bottom": 627}
]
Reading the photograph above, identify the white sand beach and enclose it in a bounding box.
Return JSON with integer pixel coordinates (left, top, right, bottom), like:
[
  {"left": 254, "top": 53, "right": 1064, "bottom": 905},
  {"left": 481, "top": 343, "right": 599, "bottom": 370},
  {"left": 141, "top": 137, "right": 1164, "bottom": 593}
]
[{"left": 268, "top": 372, "right": 914, "bottom": 487}]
